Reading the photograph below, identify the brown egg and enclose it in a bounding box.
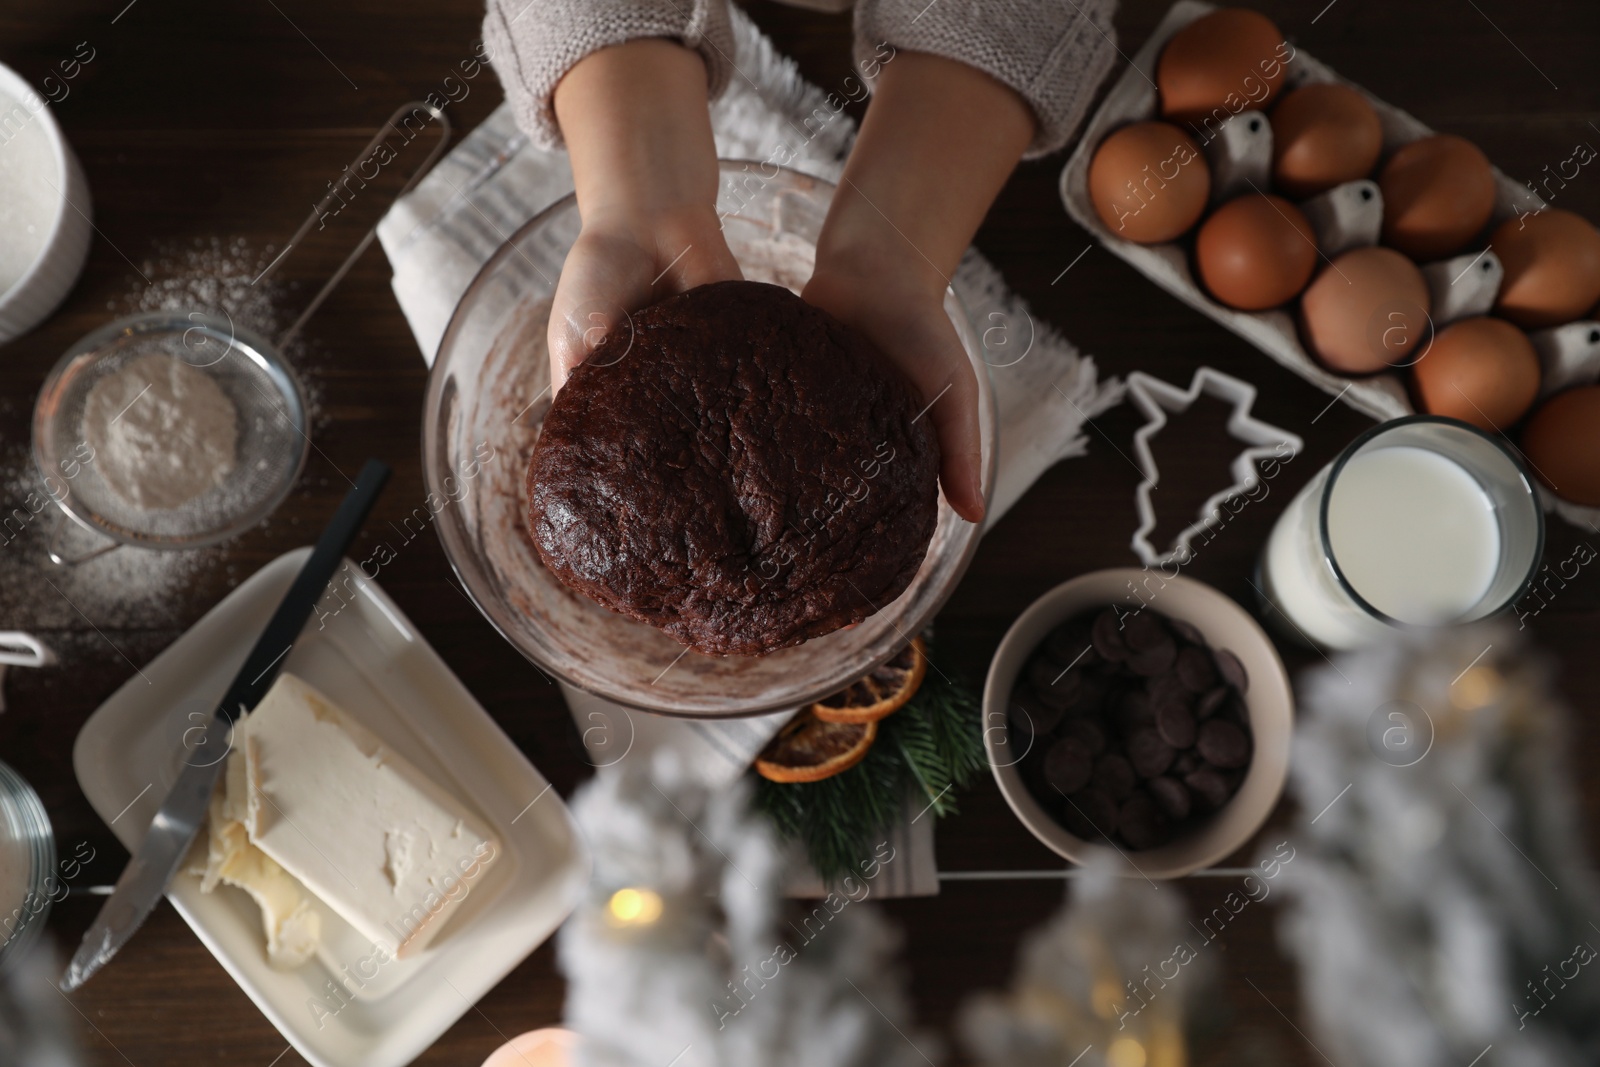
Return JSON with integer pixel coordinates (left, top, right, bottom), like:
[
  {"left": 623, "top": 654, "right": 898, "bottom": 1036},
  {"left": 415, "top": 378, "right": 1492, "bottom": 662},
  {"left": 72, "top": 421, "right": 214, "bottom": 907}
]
[
  {"left": 1270, "top": 83, "right": 1383, "bottom": 198},
  {"left": 1088, "top": 122, "right": 1211, "bottom": 244},
  {"left": 1522, "top": 386, "right": 1600, "bottom": 505},
  {"left": 1378, "top": 135, "right": 1496, "bottom": 261},
  {"left": 1300, "top": 246, "right": 1432, "bottom": 373},
  {"left": 1158, "top": 9, "right": 1291, "bottom": 129},
  {"left": 1490, "top": 209, "right": 1600, "bottom": 329},
  {"left": 1196, "top": 193, "right": 1319, "bottom": 309},
  {"left": 1411, "top": 317, "right": 1540, "bottom": 431}
]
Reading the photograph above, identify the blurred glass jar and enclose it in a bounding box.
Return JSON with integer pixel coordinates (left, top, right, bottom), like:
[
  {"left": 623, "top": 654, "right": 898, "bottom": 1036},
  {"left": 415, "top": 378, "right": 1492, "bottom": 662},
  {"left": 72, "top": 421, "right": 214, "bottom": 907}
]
[{"left": 0, "top": 759, "right": 54, "bottom": 975}]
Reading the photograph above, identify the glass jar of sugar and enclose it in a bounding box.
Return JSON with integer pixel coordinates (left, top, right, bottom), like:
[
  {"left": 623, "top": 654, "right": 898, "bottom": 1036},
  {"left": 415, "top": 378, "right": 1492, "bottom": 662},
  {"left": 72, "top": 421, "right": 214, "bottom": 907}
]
[
  {"left": 1258, "top": 416, "right": 1544, "bottom": 651},
  {"left": 0, "top": 761, "right": 54, "bottom": 975}
]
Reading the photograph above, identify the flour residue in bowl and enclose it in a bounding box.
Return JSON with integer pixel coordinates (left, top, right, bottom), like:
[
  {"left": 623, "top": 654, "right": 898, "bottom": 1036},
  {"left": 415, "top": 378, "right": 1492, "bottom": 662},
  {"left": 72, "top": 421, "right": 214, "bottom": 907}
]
[{"left": 81, "top": 353, "right": 239, "bottom": 510}]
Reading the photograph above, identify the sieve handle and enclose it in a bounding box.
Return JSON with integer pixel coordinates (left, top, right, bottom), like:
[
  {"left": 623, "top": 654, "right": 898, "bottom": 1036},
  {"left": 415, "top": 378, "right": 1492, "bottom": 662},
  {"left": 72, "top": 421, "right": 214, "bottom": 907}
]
[
  {"left": 0, "top": 632, "right": 54, "bottom": 668},
  {"left": 258, "top": 100, "right": 454, "bottom": 350},
  {"left": 46, "top": 507, "right": 119, "bottom": 567}
]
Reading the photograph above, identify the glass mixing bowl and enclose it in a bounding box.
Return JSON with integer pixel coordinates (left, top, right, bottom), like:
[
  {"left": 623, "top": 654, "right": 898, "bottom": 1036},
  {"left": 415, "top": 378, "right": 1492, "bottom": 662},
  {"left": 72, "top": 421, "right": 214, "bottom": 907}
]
[{"left": 423, "top": 162, "right": 997, "bottom": 718}]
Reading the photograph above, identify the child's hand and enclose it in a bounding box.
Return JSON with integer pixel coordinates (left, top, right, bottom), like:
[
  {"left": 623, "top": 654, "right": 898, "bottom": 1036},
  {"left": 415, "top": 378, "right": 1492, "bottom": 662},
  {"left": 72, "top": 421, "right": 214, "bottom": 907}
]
[
  {"left": 548, "top": 39, "right": 739, "bottom": 395},
  {"left": 803, "top": 52, "right": 1037, "bottom": 525},
  {"left": 804, "top": 247, "right": 986, "bottom": 525},
  {"left": 550, "top": 205, "right": 739, "bottom": 394}
]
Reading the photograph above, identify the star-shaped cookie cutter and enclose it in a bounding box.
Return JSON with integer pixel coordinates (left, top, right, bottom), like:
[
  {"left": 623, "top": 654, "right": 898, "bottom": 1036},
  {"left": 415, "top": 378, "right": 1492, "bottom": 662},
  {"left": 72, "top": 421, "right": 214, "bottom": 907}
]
[{"left": 1126, "top": 367, "right": 1303, "bottom": 568}]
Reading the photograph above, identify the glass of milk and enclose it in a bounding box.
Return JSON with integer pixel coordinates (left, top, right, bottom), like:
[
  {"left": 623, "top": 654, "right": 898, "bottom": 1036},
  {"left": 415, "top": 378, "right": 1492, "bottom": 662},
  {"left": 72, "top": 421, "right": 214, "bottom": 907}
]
[{"left": 1259, "top": 416, "right": 1543, "bottom": 650}]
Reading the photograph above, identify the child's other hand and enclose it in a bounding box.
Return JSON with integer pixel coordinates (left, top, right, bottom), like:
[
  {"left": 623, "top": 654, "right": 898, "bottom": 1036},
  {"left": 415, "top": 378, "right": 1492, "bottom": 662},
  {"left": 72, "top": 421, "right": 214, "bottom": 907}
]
[
  {"left": 548, "top": 39, "right": 739, "bottom": 395},
  {"left": 804, "top": 249, "right": 985, "bottom": 525},
  {"left": 801, "top": 51, "right": 1036, "bottom": 526}
]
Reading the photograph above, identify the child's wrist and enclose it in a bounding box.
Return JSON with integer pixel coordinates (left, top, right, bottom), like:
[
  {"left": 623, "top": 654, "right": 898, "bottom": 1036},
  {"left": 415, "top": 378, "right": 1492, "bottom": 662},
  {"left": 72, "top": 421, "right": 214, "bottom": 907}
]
[
  {"left": 555, "top": 39, "right": 720, "bottom": 226},
  {"left": 812, "top": 213, "right": 951, "bottom": 304}
]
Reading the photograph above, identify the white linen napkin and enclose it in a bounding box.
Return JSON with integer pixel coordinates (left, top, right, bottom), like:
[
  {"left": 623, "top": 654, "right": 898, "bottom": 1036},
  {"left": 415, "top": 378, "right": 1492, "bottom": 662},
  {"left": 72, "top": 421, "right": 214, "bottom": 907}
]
[{"left": 376, "top": 8, "right": 1120, "bottom": 895}]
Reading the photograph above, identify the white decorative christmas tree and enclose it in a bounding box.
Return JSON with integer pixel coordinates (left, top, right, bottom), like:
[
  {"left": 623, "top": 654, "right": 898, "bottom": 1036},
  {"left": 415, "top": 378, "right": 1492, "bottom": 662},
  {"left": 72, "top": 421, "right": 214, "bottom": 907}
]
[
  {"left": 559, "top": 753, "right": 931, "bottom": 1067},
  {"left": 958, "top": 855, "right": 1210, "bottom": 1067},
  {"left": 1271, "top": 622, "right": 1600, "bottom": 1067}
]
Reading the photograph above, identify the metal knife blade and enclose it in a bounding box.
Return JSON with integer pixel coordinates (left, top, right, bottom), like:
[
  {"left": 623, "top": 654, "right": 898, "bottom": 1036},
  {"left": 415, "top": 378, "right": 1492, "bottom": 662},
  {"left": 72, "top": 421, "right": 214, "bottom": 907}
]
[
  {"left": 61, "top": 459, "right": 390, "bottom": 991},
  {"left": 58, "top": 745, "right": 228, "bottom": 990}
]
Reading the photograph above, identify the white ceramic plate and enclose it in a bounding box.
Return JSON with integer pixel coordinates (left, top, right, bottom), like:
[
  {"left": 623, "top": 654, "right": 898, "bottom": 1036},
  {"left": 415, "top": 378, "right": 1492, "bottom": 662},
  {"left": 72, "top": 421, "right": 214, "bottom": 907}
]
[{"left": 73, "top": 547, "right": 589, "bottom": 1067}]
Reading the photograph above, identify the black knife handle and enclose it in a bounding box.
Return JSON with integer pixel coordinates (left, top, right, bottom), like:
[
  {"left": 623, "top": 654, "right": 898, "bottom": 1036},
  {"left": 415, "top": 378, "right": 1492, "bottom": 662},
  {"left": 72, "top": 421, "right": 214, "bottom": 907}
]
[{"left": 215, "top": 459, "right": 390, "bottom": 723}]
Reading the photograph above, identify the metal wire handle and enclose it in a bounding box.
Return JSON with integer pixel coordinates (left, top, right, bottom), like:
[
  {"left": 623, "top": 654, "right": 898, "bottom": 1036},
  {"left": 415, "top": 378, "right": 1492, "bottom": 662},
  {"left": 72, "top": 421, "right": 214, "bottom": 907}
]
[{"left": 257, "top": 99, "right": 453, "bottom": 350}]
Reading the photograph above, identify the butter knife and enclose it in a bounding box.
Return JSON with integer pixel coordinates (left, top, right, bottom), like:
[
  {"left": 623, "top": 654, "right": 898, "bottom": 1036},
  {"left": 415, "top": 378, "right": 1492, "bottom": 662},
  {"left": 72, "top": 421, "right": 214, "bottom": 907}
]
[{"left": 61, "top": 459, "right": 391, "bottom": 991}]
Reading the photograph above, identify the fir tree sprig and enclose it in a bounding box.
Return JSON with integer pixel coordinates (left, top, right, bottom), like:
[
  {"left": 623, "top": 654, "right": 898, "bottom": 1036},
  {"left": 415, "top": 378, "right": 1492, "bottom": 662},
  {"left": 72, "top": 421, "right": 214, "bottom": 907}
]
[{"left": 753, "top": 667, "right": 985, "bottom": 883}]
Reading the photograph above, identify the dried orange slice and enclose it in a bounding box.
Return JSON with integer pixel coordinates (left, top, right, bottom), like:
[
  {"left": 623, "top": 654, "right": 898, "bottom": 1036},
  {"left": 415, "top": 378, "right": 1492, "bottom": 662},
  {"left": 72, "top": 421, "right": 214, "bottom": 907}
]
[
  {"left": 754, "top": 709, "right": 877, "bottom": 783},
  {"left": 810, "top": 636, "right": 927, "bottom": 724}
]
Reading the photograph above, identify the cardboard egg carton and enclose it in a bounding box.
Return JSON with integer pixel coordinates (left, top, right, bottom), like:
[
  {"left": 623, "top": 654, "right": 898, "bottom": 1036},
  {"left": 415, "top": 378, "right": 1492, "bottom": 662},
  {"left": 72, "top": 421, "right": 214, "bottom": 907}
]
[{"left": 1060, "top": 0, "right": 1600, "bottom": 527}]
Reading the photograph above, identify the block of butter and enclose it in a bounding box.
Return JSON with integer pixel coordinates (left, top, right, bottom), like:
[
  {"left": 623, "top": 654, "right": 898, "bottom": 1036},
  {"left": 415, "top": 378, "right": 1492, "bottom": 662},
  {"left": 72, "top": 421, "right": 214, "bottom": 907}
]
[
  {"left": 227, "top": 673, "right": 500, "bottom": 959},
  {"left": 194, "top": 747, "right": 321, "bottom": 968}
]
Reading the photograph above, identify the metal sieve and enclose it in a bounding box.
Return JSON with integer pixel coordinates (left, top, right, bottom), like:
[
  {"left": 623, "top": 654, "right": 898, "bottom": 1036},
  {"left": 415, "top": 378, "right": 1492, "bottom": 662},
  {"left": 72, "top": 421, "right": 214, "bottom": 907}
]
[
  {"left": 32, "top": 312, "right": 309, "bottom": 560},
  {"left": 30, "top": 101, "right": 450, "bottom": 564}
]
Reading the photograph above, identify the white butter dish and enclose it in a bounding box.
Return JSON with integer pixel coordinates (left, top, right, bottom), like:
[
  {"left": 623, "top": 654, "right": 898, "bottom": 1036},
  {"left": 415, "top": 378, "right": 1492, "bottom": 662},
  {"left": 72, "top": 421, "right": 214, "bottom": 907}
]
[{"left": 73, "top": 548, "right": 589, "bottom": 1067}]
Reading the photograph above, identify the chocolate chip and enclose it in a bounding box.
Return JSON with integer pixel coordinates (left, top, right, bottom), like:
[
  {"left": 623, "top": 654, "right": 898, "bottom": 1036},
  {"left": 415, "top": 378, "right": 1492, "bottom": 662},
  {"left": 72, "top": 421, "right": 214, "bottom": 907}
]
[
  {"left": 1117, "top": 689, "right": 1155, "bottom": 734},
  {"left": 1009, "top": 686, "right": 1063, "bottom": 738},
  {"left": 1128, "top": 637, "right": 1177, "bottom": 676},
  {"left": 1156, "top": 701, "right": 1196, "bottom": 749},
  {"left": 1220, "top": 692, "right": 1250, "bottom": 727},
  {"left": 1061, "top": 787, "right": 1118, "bottom": 839},
  {"left": 1184, "top": 766, "right": 1233, "bottom": 811},
  {"left": 1028, "top": 656, "right": 1082, "bottom": 710},
  {"left": 1123, "top": 611, "right": 1169, "bottom": 651},
  {"left": 1091, "top": 753, "right": 1136, "bottom": 801},
  {"left": 1118, "top": 793, "right": 1171, "bottom": 849},
  {"left": 1213, "top": 648, "right": 1249, "bottom": 693},
  {"left": 1197, "top": 719, "right": 1251, "bottom": 769},
  {"left": 1172, "top": 751, "right": 1202, "bottom": 777},
  {"left": 1059, "top": 716, "right": 1107, "bottom": 756},
  {"left": 1168, "top": 617, "right": 1205, "bottom": 645},
  {"left": 1196, "top": 686, "right": 1229, "bottom": 720},
  {"left": 1092, "top": 609, "right": 1130, "bottom": 661},
  {"left": 1044, "top": 623, "right": 1089, "bottom": 668},
  {"left": 1176, "top": 645, "right": 1218, "bottom": 692},
  {"left": 1148, "top": 776, "right": 1192, "bottom": 821},
  {"left": 1146, "top": 674, "right": 1190, "bottom": 714},
  {"left": 1044, "top": 738, "right": 1094, "bottom": 795},
  {"left": 1075, "top": 673, "right": 1112, "bottom": 715},
  {"left": 1127, "top": 727, "right": 1176, "bottom": 779}
]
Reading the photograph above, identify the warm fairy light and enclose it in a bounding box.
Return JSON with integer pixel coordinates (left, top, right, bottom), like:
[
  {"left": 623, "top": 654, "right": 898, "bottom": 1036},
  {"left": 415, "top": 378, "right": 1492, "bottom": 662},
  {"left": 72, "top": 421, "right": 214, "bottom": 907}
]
[
  {"left": 1091, "top": 977, "right": 1124, "bottom": 1019},
  {"left": 1108, "top": 1036, "right": 1148, "bottom": 1067},
  {"left": 1450, "top": 665, "right": 1502, "bottom": 710},
  {"left": 606, "top": 887, "right": 663, "bottom": 926},
  {"left": 1146, "top": 1018, "right": 1188, "bottom": 1067}
]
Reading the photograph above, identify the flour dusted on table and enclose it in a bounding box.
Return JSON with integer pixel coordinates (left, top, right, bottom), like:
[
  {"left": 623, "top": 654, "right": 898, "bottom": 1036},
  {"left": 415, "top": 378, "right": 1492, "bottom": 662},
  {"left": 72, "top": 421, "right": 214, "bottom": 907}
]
[
  {"left": 81, "top": 353, "right": 239, "bottom": 510},
  {"left": 113, "top": 236, "right": 327, "bottom": 427}
]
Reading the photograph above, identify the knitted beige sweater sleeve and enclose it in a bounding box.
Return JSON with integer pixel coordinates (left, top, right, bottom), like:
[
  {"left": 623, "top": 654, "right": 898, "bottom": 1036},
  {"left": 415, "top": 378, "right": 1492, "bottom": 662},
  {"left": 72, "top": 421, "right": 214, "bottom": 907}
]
[
  {"left": 481, "top": 0, "right": 736, "bottom": 148},
  {"left": 856, "top": 0, "right": 1118, "bottom": 158},
  {"left": 482, "top": 0, "right": 1118, "bottom": 158}
]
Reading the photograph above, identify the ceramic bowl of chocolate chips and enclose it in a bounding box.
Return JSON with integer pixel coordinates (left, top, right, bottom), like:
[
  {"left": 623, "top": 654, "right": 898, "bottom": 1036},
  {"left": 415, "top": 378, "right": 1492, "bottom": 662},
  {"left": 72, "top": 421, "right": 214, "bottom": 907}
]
[{"left": 984, "top": 569, "right": 1293, "bottom": 878}]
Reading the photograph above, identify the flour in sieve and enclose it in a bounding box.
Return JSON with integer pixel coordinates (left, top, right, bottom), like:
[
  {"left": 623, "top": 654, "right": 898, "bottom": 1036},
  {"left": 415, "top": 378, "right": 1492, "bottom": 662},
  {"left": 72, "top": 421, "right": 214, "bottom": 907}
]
[{"left": 81, "top": 353, "right": 239, "bottom": 510}]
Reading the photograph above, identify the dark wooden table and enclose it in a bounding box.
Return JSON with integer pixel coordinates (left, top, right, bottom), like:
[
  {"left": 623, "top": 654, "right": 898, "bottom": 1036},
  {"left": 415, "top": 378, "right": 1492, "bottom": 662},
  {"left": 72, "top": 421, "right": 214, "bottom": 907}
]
[{"left": 3, "top": 0, "right": 1598, "bottom": 1063}]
